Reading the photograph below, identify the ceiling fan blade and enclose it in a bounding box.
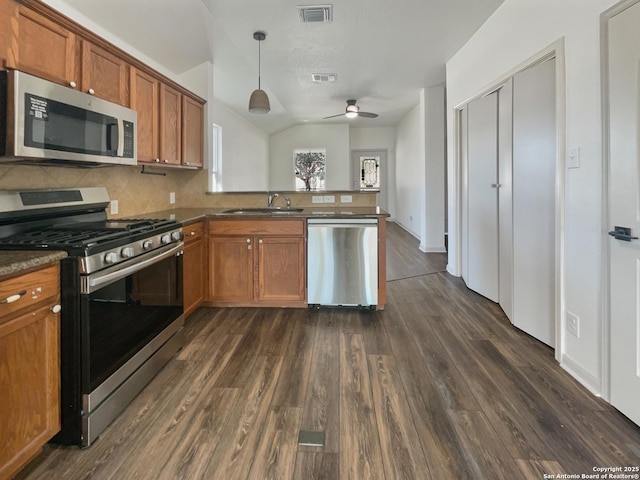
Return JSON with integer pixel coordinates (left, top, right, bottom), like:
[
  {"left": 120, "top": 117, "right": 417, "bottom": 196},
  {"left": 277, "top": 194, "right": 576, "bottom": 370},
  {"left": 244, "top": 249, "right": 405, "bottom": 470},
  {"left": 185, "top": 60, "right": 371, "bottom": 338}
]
[
  {"left": 358, "top": 111, "right": 378, "bottom": 118},
  {"left": 323, "top": 113, "right": 345, "bottom": 119}
]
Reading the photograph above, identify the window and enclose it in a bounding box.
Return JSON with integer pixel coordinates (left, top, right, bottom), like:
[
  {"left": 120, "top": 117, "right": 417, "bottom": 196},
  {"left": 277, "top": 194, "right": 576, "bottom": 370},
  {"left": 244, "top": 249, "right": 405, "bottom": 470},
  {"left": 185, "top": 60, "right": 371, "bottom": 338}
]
[
  {"left": 293, "top": 148, "right": 326, "bottom": 191},
  {"left": 209, "top": 124, "right": 222, "bottom": 192},
  {"left": 359, "top": 156, "right": 380, "bottom": 189}
]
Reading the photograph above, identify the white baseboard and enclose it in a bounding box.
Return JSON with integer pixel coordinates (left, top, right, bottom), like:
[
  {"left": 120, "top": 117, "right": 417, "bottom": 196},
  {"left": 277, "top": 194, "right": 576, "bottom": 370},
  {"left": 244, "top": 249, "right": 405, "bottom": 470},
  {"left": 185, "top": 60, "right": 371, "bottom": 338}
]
[{"left": 560, "top": 353, "right": 602, "bottom": 397}]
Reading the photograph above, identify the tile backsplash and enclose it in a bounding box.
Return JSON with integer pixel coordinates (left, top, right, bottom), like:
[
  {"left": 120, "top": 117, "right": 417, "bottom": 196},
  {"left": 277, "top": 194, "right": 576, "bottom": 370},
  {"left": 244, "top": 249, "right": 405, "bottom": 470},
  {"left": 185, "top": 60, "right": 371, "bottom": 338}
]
[{"left": 0, "top": 164, "right": 377, "bottom": 217}]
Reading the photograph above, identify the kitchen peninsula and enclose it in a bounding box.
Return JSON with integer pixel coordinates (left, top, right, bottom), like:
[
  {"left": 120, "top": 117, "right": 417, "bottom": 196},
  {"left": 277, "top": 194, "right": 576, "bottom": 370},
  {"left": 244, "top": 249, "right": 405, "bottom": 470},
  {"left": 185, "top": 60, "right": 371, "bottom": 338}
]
[{"left": 142, "top": 203, "right": 389, "bottom": 312}]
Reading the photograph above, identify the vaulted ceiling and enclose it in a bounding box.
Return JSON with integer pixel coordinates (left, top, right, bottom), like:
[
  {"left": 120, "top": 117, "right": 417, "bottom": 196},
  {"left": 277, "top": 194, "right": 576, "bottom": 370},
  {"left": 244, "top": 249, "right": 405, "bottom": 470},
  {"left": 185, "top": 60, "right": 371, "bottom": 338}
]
[{"left": 47, "top": 0, "right": 505, "bottom": 134}]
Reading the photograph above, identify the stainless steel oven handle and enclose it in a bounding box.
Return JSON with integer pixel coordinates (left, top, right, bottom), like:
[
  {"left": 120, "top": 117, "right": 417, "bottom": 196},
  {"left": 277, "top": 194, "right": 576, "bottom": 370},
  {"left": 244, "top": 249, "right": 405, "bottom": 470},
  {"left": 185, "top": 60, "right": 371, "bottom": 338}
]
[{"left": 85, "top": 242, "right": 183, "bottom": 293}]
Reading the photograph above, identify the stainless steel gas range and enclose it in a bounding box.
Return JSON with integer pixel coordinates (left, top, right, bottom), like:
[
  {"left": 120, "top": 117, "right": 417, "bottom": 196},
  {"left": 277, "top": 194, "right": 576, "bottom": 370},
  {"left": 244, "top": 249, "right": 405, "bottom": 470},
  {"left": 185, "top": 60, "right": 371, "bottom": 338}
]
[{"left": 0, "top": 187, "right": 185, "bottom": 447}]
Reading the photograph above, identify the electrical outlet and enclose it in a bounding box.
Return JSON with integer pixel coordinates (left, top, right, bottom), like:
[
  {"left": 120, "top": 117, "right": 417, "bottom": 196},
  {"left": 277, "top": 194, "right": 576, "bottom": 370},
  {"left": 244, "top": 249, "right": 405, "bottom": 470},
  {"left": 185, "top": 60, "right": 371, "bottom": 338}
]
[
  {"left": 340, "top": 195, "right": 353, "bottom": 203},
  {"left": 323, "top": 195, "right": 335, "bottom": 203},
  {"left": 312, "top": 196, "right": 324, "bottom": 204},
  {"left": 566, "top": 311, "right": 580, "bottom": 338},
  {"left": 169, "top": 192, "right": 176, "bottom": 204},
  {"left": 110, "top": 200, "right": 118, "bottom": 215}
]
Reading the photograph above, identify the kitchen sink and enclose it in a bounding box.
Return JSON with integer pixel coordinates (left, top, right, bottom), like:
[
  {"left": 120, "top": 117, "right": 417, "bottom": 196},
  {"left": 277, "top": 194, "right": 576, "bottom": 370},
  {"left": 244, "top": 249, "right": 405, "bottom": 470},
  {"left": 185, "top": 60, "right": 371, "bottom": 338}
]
[{"left": 222, "top": 207, "right": 304, "bottom": 214}]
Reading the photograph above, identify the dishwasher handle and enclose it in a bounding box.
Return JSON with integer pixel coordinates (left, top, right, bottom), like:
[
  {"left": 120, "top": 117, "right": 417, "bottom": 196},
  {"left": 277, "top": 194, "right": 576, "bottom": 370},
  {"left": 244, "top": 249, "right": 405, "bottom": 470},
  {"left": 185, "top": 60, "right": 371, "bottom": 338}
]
[{"left": 307, "top": 218, "right": 378, "bottom": 227}]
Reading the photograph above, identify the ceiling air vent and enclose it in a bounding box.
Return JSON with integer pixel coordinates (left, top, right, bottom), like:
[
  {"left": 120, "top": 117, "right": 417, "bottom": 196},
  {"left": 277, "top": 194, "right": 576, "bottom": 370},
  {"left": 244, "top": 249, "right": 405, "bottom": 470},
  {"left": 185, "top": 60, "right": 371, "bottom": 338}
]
[
  {"left": 298, "top": 4, "right": 333, "bottom": 23},
  {"left": 312, "top": 73, "right": 337, "bottom": 83}
]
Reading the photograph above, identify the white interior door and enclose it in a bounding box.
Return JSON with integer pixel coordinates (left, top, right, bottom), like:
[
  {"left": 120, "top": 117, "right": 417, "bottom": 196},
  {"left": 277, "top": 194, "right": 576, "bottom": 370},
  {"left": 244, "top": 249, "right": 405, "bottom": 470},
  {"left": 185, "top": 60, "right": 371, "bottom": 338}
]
[
  {"left": 608, "top": 0, "right": 640, "bottom": 426},
  {"left": 466, "top": 92, "right": 499, "bottom": 302},
  {"left": 511, "top": 58, "right": 557, "bottom": 347}
]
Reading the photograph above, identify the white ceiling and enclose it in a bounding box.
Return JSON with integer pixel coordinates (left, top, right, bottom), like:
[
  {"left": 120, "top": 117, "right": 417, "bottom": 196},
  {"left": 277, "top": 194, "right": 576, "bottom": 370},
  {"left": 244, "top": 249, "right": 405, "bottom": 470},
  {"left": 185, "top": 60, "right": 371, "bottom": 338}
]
[{"left": 54, "top": 0, "right": 505, "bottom": 134}]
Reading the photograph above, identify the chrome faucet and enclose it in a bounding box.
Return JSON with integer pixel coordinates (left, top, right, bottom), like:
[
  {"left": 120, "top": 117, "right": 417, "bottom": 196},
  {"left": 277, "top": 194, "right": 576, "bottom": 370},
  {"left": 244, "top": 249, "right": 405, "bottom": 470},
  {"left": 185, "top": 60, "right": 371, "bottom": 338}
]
[{"left": 267, "top": 192, "right": 279, "bottom": 207}]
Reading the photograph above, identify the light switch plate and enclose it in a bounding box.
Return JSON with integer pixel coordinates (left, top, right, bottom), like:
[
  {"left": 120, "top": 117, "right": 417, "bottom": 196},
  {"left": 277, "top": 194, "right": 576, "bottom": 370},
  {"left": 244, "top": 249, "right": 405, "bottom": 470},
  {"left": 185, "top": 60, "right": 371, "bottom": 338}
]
[
  {"left": 169, "top": 192, "right": 176, "bottom": 204},
  {"left": 110, "top": 200, "right": 118, "bottom": 215},
  {"left": 312, "top": 196, "right": 324, "bottom": 204},
  {"left": 323, "top": 195, "right": 335, "bottom": 203},
  {"left": 567, "top": 147, "right": 580, "bottom": 169}
]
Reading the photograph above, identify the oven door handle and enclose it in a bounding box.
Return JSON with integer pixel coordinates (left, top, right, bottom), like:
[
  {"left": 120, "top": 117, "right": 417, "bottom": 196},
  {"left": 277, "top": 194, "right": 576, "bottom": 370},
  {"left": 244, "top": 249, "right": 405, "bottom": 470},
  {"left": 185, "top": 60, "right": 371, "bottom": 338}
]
[{"left": 82, "top": 242, "right": 183, "bottom": 294}]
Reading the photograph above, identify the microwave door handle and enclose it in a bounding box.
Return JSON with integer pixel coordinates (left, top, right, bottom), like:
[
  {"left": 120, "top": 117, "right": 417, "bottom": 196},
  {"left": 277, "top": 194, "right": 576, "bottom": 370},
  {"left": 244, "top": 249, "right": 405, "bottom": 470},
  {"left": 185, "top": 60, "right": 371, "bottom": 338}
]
[{"left": 116, "top": 119, "right": 124, "bottom": 157}]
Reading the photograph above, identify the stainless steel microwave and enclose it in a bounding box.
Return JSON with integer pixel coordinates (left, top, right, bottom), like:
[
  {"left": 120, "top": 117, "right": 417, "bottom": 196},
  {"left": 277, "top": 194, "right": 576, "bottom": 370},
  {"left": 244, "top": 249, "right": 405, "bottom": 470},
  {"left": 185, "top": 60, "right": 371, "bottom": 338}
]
[{"left": 0, "top": 70, "right": 136, "bottom": 167}]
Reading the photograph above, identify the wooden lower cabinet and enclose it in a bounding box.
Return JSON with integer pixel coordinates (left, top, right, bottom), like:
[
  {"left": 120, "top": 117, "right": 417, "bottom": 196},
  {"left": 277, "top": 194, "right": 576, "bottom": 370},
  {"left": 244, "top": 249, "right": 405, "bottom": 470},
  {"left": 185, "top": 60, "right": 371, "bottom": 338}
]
[
  {"left": 182, "top": 221, "right": 206, "bottom": 317},
  {"left": 0, "top": 264, "right": 61, "bottom": 480},
  {"left": 208, "top": 219, "right": 306, "bottom": 307}
]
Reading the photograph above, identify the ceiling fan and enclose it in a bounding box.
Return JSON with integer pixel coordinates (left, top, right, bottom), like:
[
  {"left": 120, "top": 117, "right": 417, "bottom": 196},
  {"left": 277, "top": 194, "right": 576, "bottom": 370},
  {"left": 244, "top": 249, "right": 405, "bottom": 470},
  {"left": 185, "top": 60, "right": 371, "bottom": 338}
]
[{"left": 323, "top": 99, "right": 379, "bottom": 119}]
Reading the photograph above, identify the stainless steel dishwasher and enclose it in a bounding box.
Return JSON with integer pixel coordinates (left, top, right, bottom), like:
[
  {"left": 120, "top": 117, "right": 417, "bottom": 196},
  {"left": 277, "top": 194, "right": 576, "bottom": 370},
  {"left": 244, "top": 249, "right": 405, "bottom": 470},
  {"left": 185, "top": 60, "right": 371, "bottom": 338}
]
[{"left": 307, "top": 218, "right": 378, "bottom": 307}]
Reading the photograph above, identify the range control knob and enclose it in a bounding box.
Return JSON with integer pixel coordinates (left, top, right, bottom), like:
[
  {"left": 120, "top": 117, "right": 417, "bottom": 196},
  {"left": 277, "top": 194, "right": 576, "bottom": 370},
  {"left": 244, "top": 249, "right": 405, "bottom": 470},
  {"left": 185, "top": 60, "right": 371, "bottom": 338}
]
[
  {"left": 160, "top": 234, "right": 171, "bottom": 245},
  {"left": 121, "top": 247, "right": 135, "bottom": 258},
  {"left": 171, "top": 231, "right": 182, "bottom": 241},
  {"left": 142, "top": 240, "right": 154, "bottom": 250},
  {"left": 104, "top": 252, "right": 118, "bottom": 264}
]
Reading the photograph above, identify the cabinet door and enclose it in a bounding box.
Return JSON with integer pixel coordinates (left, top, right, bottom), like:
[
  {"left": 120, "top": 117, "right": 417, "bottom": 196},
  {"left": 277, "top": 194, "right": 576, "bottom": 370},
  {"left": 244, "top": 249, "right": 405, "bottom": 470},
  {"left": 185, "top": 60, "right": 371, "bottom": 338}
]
[
  {"left": 130, "top": 67, "right": 159, "bottom": 163},
  {"left": 183, "top": 239, "right": 204, "bottom": 317},
  {"left": 183, "top": 222, "right": 205, "bottom": 317},
  {"left": 17, "top": 6, "right": 77, "bottom": 87},
  {"left": 257, "top": 237, "right": 305, "bottom": 302},
  {"left": 182, "top": 96, "right": 204, "bottom": 168},
  {"left": 0, "top": 303, "right": 60, "bottom": 480},
  {"left": 160, "top": 83, "right": 182, "bottom": 165},
  {"left": 0, "top": 0, "right": 17, "bottom": 68},
  {"left": 209, "top": 236, "right": 254, "bottom": 302},
  {"left": 81, "top": 40, "right": 129, "bottom": 105}
]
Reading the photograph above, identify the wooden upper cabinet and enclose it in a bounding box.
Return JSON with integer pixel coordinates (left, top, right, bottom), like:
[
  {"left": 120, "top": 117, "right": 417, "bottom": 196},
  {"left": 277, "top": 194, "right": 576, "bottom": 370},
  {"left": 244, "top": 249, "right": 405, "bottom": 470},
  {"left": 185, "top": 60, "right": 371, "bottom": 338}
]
[
  {"left": 130, "top": 67, "right": 159, "bottom": 163},
  {"left": 160, "top": 83, "right": 182, "bottom": 165},
  {"left": 182, "top": 95, "right": 204, "bottom": 168},
  {"left": 81, "top": 40, "right": 129, "bottom": 105},
  {"left": 0, "top": 0, "right": 17, "bottom": 68},
  {"left": 16, "top": 6, "right": 77, "bottom": 87}
]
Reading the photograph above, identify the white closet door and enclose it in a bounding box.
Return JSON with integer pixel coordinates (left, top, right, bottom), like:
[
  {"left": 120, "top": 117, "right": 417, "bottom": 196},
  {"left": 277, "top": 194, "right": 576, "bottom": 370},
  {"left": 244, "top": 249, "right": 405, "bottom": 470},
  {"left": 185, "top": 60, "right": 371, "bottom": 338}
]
[
  {"left": 466, "top": 92, "right": 499, "bottom": 302},
  {"left": 512, "top": 58, "right": 556, "bottom": 347}
]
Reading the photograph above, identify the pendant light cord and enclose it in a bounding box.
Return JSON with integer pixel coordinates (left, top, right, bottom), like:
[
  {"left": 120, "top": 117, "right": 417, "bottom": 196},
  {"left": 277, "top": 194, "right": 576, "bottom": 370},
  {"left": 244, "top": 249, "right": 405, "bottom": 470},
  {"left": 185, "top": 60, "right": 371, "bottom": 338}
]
[{"left": 258, "top": 38, "right": 262, "bottom": 89}]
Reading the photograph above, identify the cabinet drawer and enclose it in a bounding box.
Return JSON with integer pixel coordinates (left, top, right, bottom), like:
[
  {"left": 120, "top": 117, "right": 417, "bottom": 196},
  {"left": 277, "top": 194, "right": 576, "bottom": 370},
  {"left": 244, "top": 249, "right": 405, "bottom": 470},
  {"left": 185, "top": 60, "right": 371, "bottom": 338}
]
[
  {"left": 209, "top": 219, "right": 305, "bottom": 237},
  {"left": 183, "top": 221, "right": 204, "bottom": 244},
  {"left": 0, "top": 265, "right": 59, "bottom": 321}
]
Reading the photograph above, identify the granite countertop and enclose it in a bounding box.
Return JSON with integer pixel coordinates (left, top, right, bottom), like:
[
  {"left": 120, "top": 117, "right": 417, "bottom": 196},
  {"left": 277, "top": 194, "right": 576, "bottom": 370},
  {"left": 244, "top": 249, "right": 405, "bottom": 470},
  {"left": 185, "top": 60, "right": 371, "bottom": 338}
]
[
  {"left": 137, "top": 207, "right": 390, "bottom": 226},
  {"left": 0, "top": 251, "right": 67, "bottom": 279}
]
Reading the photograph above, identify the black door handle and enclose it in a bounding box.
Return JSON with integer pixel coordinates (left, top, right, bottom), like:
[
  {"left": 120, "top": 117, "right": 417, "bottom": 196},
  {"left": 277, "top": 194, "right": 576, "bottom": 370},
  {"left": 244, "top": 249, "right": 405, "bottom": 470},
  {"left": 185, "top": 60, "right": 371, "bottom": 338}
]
[{"left": 608, "top": 226, "right": 638, "bottom": 242}]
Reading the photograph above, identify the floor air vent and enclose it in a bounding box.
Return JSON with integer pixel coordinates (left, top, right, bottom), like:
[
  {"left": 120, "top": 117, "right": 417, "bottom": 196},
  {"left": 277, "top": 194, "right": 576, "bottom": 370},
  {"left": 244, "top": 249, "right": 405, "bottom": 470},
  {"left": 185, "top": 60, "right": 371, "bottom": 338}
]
[{"left": 298, "top": 4, "right": 333, "bottom": 23}]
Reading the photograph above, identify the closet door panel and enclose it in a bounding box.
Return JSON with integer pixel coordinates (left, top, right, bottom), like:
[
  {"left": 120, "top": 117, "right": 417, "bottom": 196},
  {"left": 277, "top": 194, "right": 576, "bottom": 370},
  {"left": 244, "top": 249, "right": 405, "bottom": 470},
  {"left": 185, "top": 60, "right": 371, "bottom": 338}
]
[
  {"left": 467, "top": 92, "right": 499, "bottom": 302},
  {"left": 512, "top": 58, "right": 556, "bottom": 347}
]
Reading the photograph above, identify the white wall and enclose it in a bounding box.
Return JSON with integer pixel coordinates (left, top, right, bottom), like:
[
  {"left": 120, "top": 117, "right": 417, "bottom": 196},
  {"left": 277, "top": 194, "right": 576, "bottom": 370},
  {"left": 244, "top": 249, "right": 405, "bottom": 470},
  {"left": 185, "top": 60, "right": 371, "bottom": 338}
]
[
  {"left": 212, "top": 99, "right": 269, "bottom": 191},
  {"left": 349, "top": 127, "right": 396, "bottom": 215},
  {"left": 424, "top": 85, "right": 447, "bottom": 253},
  {"left": 269, "top": 124, "right": 350, "bottom": 191},
  {"left": 446, "top": 0, "right": 617, "bottom": 394},
  {"left": 395, "top": 104, "right": 424, "bottom": 238}
]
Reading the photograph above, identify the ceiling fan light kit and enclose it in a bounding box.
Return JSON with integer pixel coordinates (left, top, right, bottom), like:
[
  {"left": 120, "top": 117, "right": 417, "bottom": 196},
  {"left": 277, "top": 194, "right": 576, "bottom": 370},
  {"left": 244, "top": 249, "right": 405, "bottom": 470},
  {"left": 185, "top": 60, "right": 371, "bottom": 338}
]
[
  {"left": 248, "top": 31, "right": 271, "bottom": 114},
  {"left": 324, "top": 99, "right": 379, "bottom": 119}
]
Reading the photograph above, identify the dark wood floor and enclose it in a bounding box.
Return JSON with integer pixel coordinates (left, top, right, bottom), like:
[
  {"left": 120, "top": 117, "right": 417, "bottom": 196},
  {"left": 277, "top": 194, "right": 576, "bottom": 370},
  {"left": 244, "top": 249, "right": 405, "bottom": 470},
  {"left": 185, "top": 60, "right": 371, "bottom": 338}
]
[{"left": 17, "top": 222, "right": 640, "bottom": 479}]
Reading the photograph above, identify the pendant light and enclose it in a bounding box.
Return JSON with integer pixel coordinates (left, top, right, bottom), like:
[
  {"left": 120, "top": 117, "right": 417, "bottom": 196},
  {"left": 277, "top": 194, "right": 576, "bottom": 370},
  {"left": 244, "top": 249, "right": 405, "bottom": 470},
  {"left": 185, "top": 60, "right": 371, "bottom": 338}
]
[{"left": 248, "top": 31, "right": 271, "bottom": 114}]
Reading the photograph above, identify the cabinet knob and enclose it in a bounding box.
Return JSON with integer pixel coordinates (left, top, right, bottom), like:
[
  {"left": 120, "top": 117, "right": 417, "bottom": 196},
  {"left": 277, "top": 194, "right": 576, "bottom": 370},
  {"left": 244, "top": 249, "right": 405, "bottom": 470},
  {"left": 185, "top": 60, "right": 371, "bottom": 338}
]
[
  {"left": 1, "top": 289, "right": 26, "bottom": 304},
  {"left": 69, "top": 81, "right": 77, "bottom": 88},
  {"left": 190, "top": 231, "right": 195, "bottom": 236},
  {"left": 51, "top": 304, "right": 62, "bottom": 314},
  {"left": 163, "top": 159, "right": 169, "bottom": 163},
  {"left": 259, "top": 239, "right": 263, "bottom": 244},
  {"left": 246, "top": 238, "right": 251, "bottom": 243},
  {"left": 88, "top": 88, "right": 95, "bottom": 95},
  {"left": 155, "top": 158, "right": 160, "bottom": 163}
]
